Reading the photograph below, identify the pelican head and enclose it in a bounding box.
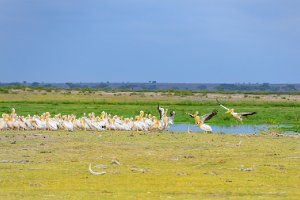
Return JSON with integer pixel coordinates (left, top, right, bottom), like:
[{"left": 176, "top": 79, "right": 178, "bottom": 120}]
[
  {"left": 170, "top": 111, "right": 176, "bottom": 117},
  {"left": 2, "top": 113, "right": 9, "bottom": 120},
  {"left": 193, "top": 111, "right": 199, "bottom": 117},
  {"left": 140, "top": 110, "right": 144, "bottom": 116}
]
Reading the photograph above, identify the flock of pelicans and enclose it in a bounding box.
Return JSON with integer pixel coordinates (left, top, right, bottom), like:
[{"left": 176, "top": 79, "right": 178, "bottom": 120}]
[{"left": 0, "top": 100, "right": 257, "bottom": 132}]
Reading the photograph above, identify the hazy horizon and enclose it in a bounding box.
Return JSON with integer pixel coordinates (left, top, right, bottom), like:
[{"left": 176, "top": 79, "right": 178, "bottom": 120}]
[
  {"left": 0, "top": 0, "right": 299, "bottom": 83},
  {"left": 1, "top": 81, "right": 299, "bottom": 85}
]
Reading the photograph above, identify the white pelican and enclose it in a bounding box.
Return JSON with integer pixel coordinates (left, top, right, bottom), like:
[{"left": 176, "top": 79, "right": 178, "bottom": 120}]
[
  {"left": 168, "top": 111, "right": 176, "bottom": 125},
  {"left": 151, "top": 116, "right": 163, "bottom": 130},
  {"left": 82, "top": 113, "right": 93, "bottom": 130},
  {"left": 72, "top": 115, "right": 83, "bottom": 130},
  {"left": 94, "top": 116, "right": 106, "bottom": 131},
  {"left": 33, "top": 116, "right": 47, "bottom": 130},
  {"left": 0, "top": 107, "right": 177, "bottom": 132},
  {"left": 6, "top": 109, "right": 15, "bottom": 130},
  {"left": 62, "top": 115, "right": 74, "bottom": 131},
  {"left": 186, "top": 110, "right": 218, "bottom": 132},
  {"left": 87, "top": 114, "right": 104, "bottom": 131},
  {"left": 217, "top": 99, "right": 257, "bottom": 122},
  {"left": 17, "top": 116, "right": 27, "bottom": 130},
  {"left": 24, "top": 115, "right": 34, "bottom": 130},
  {"left": 0, "top": 114, "right": 8, "bottom": 131},
  {"left": 133, "top": 119, "right": 146, "bottom": 131},
  {"left": 132, "top": 111, "right": 148, "bottom": 131},
  {"left": 157, "top": 105, "right": 176, "bottom": 129},
  {"left": 45, "top": 112, "right": 58, "bottom": 131}
]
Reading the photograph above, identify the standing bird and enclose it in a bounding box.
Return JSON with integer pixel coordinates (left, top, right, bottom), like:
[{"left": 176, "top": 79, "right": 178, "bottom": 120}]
[
  {"left": 186, "top": 110, "right": 218, "bottom": 132},
  {"left": 168, "top": 111, "right": 176, "bottom": 125},
  {"left": 157, "top": 104, "right": 165, "bottom": 121},
  {"left": 0, "top": 113, "right": 9, "bottom": 131},
  {"left": 157, "top": 104, "right": 175, "bottom": 129},
  {"left": 216, "top": 99, "right": 257, "bottom": 122}
]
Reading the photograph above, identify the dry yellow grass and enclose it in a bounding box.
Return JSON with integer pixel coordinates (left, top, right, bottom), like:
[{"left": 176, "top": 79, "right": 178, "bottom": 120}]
[
  {"left": 0, "top": 130, "right": 299, "bottom": 199},
  {"left": 1, "top": 89, "right": 300, "bottom": 102}
]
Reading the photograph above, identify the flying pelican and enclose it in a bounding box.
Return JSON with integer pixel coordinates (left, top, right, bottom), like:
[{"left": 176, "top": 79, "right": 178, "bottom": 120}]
[
  {"left": 186, "top": 110, "right": 218, "bottom": 132},
  {"left": 216, "top": 99, "right": 257, "bottom": 122}
]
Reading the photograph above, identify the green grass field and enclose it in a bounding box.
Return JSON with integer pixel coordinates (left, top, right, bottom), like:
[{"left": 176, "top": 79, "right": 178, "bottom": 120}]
[
  {"left": 0, "top": 91, "right": 299, "bottom": 131},
  {"left": 0, "top": 131, "right": 299, "bottom": 199}
]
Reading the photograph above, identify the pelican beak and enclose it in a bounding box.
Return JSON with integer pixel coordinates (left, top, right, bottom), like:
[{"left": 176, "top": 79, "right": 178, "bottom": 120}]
[
  {"left": 225, "top": 109, "right": 232, "bottom": 114},
  {"left": 226, "top": 109, "right": 233, "bottom": 114}
]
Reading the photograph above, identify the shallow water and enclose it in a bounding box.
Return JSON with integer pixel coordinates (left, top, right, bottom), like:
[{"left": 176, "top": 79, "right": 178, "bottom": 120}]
[{"left": 167, "top": 124, "right": 290, "bottom": 134}]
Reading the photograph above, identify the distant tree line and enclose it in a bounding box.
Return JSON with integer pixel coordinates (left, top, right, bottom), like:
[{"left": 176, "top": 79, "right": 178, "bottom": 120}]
[
  {"left": 0, "top": 82, "right": 298, "bottom": 92},
  {"left": 216, "top": 83, "right": 297, "bottom": 92}
]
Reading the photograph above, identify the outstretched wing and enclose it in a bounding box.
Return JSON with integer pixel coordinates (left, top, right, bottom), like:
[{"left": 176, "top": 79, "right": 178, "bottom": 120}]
[
  {"left": 157, "top": 104, "right": 164, "bottom": 120},
  {"left": 216, "top": 99, "right": 229, "bottom": 111},
  {"left": 239, "top": 112, "right": 257, "bottom": 117},
  {"left": 185, "top": 112, "right": 194, "bottom": 118},
  {"left": 200, "top": 110, "right": 218, "bottom": 123}
]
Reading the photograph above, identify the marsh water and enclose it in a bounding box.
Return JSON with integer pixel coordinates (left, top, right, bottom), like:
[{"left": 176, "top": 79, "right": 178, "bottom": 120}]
[{"left": 167, "top": 124, "right": 291, "bottom": 134}]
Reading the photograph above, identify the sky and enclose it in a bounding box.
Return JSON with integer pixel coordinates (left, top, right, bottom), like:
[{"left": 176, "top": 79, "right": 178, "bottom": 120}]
[{"left": 0, "top": 0, "right": 299, "bottom": 83}]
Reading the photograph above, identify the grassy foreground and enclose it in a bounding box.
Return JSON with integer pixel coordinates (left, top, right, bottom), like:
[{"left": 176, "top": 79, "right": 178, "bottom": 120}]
[{"left": 0, "top": 130, "right": 299, "bottom": 199}]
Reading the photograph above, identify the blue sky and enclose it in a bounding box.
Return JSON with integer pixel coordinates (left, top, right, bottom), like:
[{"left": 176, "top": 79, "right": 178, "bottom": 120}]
[{"left": 0, "top": 0, "right": 299, "bottom": 83}]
